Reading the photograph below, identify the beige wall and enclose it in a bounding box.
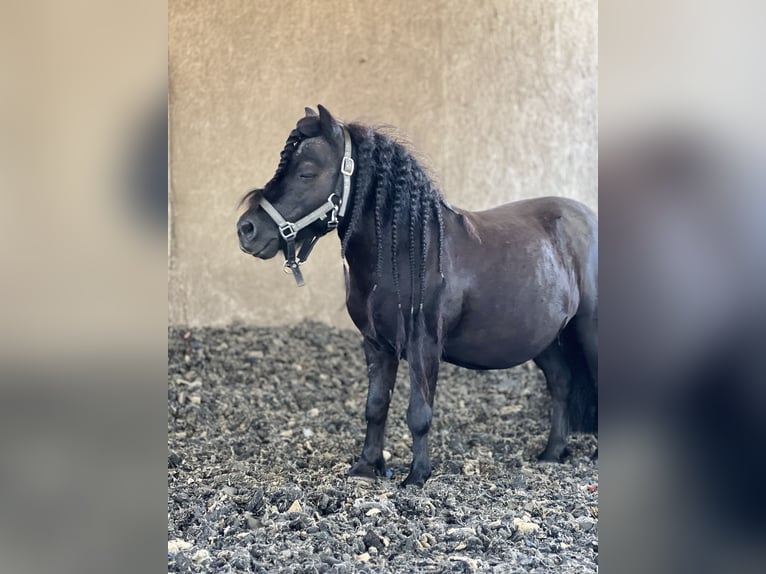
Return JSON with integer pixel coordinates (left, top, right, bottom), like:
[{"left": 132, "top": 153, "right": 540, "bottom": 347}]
[{"left": 169, "top": 0, "right": 597, "bottom": 327}]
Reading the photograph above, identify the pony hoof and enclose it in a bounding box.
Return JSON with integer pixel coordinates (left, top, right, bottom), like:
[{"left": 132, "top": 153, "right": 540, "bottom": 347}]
[
  {"left": 400, "top": 468, "right": 431, "bottom": 488},
  {"left": 537, "top": 446, "right": 570, "bottom": 463},
  {"left": 400, "top": 475, "right": 427, "bottom": 488},
  {"left": 349, "top": 460, "right": 384, "bottom": 479}
]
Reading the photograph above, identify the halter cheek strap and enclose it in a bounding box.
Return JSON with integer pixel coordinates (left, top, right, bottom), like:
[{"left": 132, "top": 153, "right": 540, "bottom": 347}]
[{"left": 258, "top": 126, "right": 354, "bottom": 286}]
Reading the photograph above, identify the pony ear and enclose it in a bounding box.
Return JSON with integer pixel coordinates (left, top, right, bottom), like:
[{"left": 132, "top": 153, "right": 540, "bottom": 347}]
[
  {"left": 296, "top": 116, "right": 321, "bottom": 137},
  {"left": 317, "top": 104, "right": 341, "bottom": 140},
  {"left": 304, "top": 107, "right": 318, "bottom": 117}
]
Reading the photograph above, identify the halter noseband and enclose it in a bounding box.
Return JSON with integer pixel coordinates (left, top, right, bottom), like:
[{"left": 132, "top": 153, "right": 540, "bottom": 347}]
[{"left": 258, "top": 126, "right": 354, "bottom": 286}]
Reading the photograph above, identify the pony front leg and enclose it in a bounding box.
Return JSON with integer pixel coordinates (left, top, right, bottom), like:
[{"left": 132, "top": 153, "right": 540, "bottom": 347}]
[
  {"left": 402, "top": 351, "right": 439, "bottom": 487},
  {"left": 349, "top": 339, "right": 398, "bottom": 479}
]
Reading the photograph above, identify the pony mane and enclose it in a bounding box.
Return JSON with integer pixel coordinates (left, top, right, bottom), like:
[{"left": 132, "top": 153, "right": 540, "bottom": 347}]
[
  {"left": 341, "top": 123, "right": 446, "bottom": 323},
  {"left": 238, "top": 128, "right": 303, "bottom": 210}
]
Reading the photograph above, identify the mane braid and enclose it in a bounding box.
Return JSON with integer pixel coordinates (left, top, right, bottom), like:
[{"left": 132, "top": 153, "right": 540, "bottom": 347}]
[
  {"left": 408, "top": 164, "right": 422, "bottom": 320},
  {"left": 340, "top": 126, "right": 376, "bottom": 259},
  {"left": 390, "top": 164, "right": 404, "bottom": 312},
  {"left": 240, "top": 129, "right": 303, "bottom": 208},
  {"left": 393, "top": 147, "right": 414, "bottom": 313},
  {"left": 373, "top": 176, "right": 385, "bottom": 284},
  {"left": 435, "top": 197, "right": 445, "bottom": 277},
  {"left": 265, "top": 129, "right": 303, "bottom": 194},
  {"left": 372, "top": 134, "right": 393, "bottom": 286},
  {"left": 419, "top": 190, "right": 432, "bottom": 308}
]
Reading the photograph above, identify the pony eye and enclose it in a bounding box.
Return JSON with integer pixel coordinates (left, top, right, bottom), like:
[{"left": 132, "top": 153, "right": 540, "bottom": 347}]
[{"left": 299, "top": 173, "right": 317, "bottom": 180}]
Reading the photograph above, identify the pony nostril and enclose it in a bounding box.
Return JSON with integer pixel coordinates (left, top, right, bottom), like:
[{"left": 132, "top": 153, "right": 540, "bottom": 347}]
[{"left": 238, "top": 219, "right": 256, "bottom": 240}]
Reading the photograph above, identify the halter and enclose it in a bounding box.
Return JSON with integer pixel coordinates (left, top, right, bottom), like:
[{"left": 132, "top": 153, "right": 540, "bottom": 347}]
[{"left": 258, "top": 126, "right": 354, "bottom": 286}]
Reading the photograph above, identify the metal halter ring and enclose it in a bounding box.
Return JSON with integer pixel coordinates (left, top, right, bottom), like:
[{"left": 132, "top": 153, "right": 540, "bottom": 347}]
[
  {"left": 282, "top": 259, "right": 303, "bottom": 274},
  {"left": 340, "top": 156, "right": 355, "bottom": 176},
  {"left": 278, "top": 222, "right": 297, "bottom": 241},
  {"left": 326, "top": 193, "right": 339, "bottom": 229}
]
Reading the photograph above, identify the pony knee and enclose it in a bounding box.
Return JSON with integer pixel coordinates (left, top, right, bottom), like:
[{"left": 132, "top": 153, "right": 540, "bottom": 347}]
[
  {"left": 407, "top": 404, "right": 432, "bottom": 437},
  {"left": 365, "top": 390, "right": 389, "bottom": 424},
  {"left": 541, "top": 361, "right": 571, "bottom": 402},
  {"left": 548, "top": 376, "right": 571, "bottom": 402}
]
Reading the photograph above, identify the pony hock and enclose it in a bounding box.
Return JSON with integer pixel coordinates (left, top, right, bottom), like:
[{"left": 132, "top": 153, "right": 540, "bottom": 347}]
[{"left": 238, "top": 105, "right": 598, "bottom": 486}]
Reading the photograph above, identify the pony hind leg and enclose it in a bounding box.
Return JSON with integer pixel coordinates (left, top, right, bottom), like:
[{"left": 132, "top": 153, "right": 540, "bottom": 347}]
[
  {"left": 572, "top": 304, "right": 598, "bottom": 387},
  {"left": 349, "top": 339, "right": 399, "bottom": 479},
  {"left": 534, "top": 340, "right": 573, "bottom": 462},
  {"left": 570, "top": 310, "right": 599, "bottom": 459},
  {"left": 535, "top": 321, "right": 598, "bottom": 462}
]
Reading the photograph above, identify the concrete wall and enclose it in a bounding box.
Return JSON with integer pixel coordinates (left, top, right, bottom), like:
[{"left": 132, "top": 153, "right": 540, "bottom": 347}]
[{"left": 169, "top": 0, "right": 597, "bottom": 328}]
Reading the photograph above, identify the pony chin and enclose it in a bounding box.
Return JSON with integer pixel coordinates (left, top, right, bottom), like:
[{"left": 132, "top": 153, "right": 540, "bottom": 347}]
[{"left": 252, "top": 238, "right": 280, "bottom": 259}]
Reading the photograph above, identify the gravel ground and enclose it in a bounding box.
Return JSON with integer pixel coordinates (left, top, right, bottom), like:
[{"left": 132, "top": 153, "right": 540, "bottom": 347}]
[{"left": 168, "top": 322, "right": 598, "bottom": 573}]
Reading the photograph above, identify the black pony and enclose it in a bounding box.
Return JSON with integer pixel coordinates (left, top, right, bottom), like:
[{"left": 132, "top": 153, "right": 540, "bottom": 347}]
[{"left": 238, "top": 106, "right": 597, "bottom": 486}]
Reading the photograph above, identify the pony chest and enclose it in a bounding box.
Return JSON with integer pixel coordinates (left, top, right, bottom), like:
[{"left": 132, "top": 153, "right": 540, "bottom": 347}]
[{"left": 345, "top": 273, "right": 399, "bottom": 341}]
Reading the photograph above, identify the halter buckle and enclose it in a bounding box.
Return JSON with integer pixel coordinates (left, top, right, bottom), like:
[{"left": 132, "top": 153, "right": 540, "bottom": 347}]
[
  {"left": 327, "top": 208, "right": 338, "bottom": 229},
  {"left": 326, "top": 193, "right": 339, "bottom": 229},
  {"left": 282, "top": 259, "right": 303, "bottom": 273},
  {"left": 278, "top": 222, "right": 297, "bottom": 241},
  {"left": 340, "top": 156, "right": 355, "bottom": 176}
]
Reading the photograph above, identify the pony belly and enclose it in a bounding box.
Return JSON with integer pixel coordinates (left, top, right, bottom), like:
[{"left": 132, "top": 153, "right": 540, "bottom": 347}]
[
  {"left": 441, "top": 335, "right": 549, "bottom": 370},
  {"left": 439, "top": 296, "right": 569, "bottom": 370},
  {"left": 441, "top": 351, "right": 528, "bottom": 371}
]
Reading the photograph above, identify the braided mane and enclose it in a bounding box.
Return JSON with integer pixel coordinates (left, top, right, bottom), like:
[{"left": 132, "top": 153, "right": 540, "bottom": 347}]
[
  {"left": 340, "top": 124, "right": 446, "bottom": 349},
  {"left": 238, "top": 128, "right": 302, "bottom": 208}
]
